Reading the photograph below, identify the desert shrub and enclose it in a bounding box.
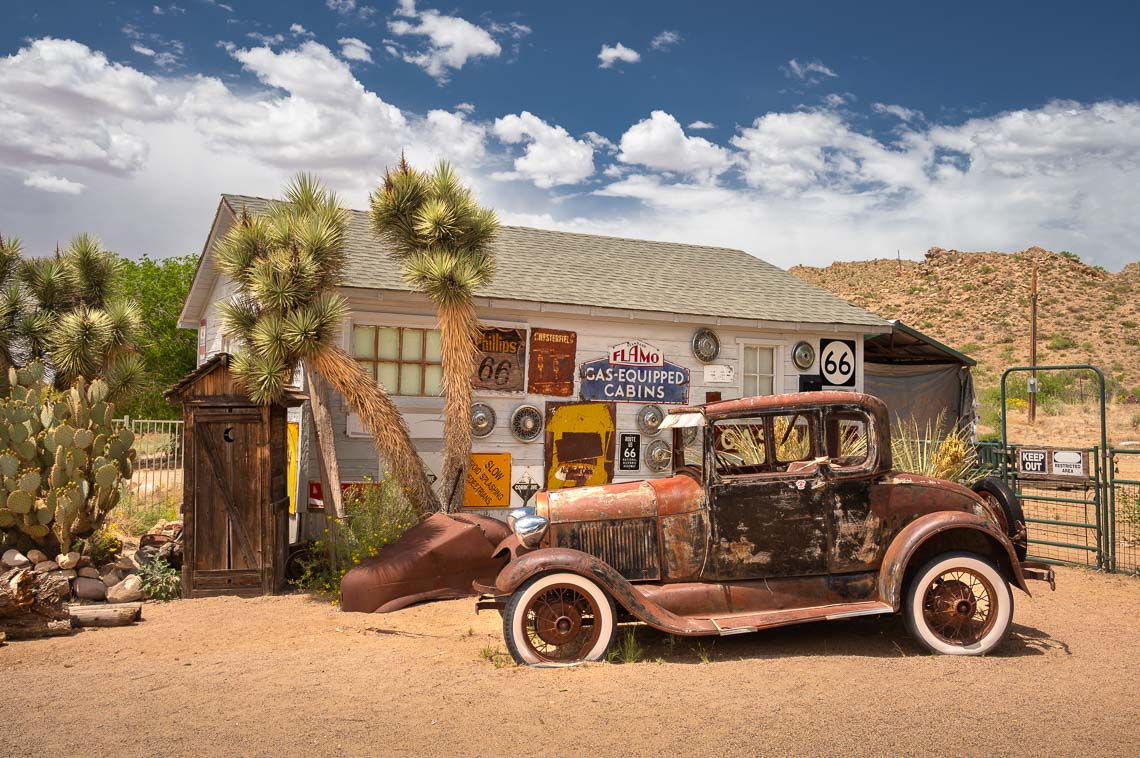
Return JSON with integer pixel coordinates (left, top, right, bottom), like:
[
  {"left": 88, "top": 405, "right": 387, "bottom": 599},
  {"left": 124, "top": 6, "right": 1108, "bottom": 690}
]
[
  {"left": 109, "top": 489, "right": 179, "bottom": 537},
  {"left": 1059, "top": 250, "right": 1080, "bottom": 262},
  {"left": 293, "top": 474, "right": 419, "bottom": 599},
  {"left": 1047, "top": 333, "right": 1077, "bottom": 350},
  {"left": 958, "top": 342, "right": 981, "bottom": 355},
  {"left": 1131, "top": 413, "right": 1140, "bottom": 429},
  {"left": 138, "top": 557, "right": 181, "bottom": 601},
  {"left": 71, "top": 529, "right": 123, "bottom": 565},
  {"left": 891, "top": 413, "right": 983, "bottom": 484}
]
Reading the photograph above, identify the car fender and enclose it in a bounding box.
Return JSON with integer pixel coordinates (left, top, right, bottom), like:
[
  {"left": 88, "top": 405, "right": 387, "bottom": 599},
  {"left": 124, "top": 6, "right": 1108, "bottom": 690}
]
[
  {"left": 878, "top": 510, "right": 1031, "bottom": 610},
  {"left": 494, "top": 547, "right": 717, "bottom": 636}
]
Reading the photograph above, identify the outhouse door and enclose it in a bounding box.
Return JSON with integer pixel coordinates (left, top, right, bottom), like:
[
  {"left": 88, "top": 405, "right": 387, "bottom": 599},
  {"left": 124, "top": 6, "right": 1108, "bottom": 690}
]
[{"left": 190, "top": 408, "right": 265, "bottom": 595}]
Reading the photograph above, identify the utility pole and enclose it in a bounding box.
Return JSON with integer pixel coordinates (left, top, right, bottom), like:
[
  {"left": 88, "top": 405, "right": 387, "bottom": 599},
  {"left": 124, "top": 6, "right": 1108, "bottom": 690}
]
[{"left": 1029, "top": 261, "right": 1038, "bottom": 424}]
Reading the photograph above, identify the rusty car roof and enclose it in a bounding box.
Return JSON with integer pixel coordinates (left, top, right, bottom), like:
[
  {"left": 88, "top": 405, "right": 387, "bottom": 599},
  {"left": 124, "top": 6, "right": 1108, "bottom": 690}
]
[{"left": 668, "top": 391, "right": 889, "bottom": 421}]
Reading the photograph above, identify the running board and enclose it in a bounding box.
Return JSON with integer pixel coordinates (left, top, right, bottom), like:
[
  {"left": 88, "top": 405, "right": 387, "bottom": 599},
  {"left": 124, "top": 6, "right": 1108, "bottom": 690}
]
[{"left": 707, "top": 601, "right": 894, "bottom": 635}]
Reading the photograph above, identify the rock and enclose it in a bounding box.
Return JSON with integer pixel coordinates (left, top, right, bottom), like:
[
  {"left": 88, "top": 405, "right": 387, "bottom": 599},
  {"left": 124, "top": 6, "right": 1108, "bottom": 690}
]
[
  {"left": 113, "top": 554, "right": 138, "bottom": 572},
  {"left": 72, "top": 577, "right": 107, "bottom": 601},
  {"left": 78, "top": 566, "right": 101, "bottom": 579},
  {"left": 100, "top": 567, "right": 124, "bottom": 587},
  {"left": 135, "top": 545, "right": 160, "bottom": 566},
  {"left": 48, "top": 569, "right": 77, "bottom": 580},
  {"left": 106, "top": 574, "right": 144, "bottom": 603},
  {"left": 26, "top": 549, "right": 48, "bottom": 565},
  {"left": 2, "top": 549, "right": 30, "bottom": 568},
  {"left": 56, "top": 552, "right": 81, "bottom": 570},
  {"left": 77, "top": 555, "right": 93, "bottom": 569},
  {"left": 34, "top": 560, "right": 60, "bottom": 573}
]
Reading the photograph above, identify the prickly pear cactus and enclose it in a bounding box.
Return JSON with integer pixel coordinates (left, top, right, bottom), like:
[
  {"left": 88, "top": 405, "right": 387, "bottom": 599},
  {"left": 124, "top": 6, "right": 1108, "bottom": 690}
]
[{"left": 0, "top": 361, "right": 135, "bottom": 554}]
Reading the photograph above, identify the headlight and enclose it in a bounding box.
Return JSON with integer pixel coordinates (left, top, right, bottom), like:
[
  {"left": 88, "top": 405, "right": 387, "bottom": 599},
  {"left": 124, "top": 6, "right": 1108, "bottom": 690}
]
[
  {"left": 507, "top": 506, "right": 534, "bottom": 530},
  {"left": 514, "top": 514, "right": 549, "bottom": 548}
]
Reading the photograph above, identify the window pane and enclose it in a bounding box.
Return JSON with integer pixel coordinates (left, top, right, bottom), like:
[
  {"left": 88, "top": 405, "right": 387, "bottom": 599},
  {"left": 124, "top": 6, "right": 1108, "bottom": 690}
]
[
  {"left": 399, "top": 364, "right": 422, "bottom": 395},
  {"left": 715, "top": 419, "right": 767, "bottom": 472},
  {"left": 757, "top": 375, "right": 773, "bottom": 395},
  {"left": 378, "top": 327, "right": 399, "bottom": 360},
  {"left": 424, "top": 330, "right": 442, "bottom": 362},
  {"left": 378, "top": 361, "right": 398, "bottom": 391},
  {"left": 424, "top": 364, "right": 443, "bottom": 396},
  {"left": 743, "top": 346, "right": 758, "bottom": 374},
  {"left": 756, "top": 347, "right": 773, "bottom": 374},
  {"left": 352, "top": 326, "right": 375, "bottom": 359},
  {"left": 744, "top": 375, "right": 758, "bottom": 397},
  {"left": 402, "top": 328, "right": 423, "bottom": 361},
  {"left": 774, "top": 414, "right": 815, "bottom": 462}
]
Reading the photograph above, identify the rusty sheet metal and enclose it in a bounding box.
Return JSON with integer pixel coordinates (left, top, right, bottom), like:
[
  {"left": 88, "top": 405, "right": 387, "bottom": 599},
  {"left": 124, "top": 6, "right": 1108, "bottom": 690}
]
[
  {"left": 542, "top": 480, "right": 657, "bottom": 522},
  {"left": 646, "top": 475, "right": 704, "bottom": 516},
  {"left": 472, "top": 327, "right": 526, "bottom": 392},
  {"left": 527, "top": 328, "right": 577, "bottom": 396},
  {"left": 551, "top": 518, "right": 661, "bottom": 581},
  {"left": 544, "top": 401, "right": 615, "bottom": 490},
  {"left": 340, "top": 513, "right": 510, "bottom": 613}
]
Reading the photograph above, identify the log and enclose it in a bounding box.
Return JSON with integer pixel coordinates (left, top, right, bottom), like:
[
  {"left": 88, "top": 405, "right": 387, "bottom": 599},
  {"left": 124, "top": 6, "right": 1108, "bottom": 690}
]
[
  {"left": 69, "top": 602, "right": 143, "bottom": 628},
  {"left": 0, "top": 567, "right": 72, "bottom": 640}
]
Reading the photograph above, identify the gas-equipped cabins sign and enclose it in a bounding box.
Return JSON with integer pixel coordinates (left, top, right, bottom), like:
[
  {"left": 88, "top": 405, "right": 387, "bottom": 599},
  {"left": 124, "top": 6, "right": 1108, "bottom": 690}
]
[{"left": 579, "top": 340, "right": 690, "bottom": 404}]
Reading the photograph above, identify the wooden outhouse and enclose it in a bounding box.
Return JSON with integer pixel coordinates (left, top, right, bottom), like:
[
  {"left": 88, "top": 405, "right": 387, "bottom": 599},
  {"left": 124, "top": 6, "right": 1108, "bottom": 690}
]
[{"left": 166, "top": 353, "right": 304, "bottom": 598}]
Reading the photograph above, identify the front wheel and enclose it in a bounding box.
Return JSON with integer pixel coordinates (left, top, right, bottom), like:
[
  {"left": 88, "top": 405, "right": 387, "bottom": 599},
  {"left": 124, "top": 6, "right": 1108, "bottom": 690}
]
[
  {"left": 503, "top": 572, "right": 617, "bottom": 666},
  {"left": 904, "top": 552, "right": 1013, "bottom": 656}
]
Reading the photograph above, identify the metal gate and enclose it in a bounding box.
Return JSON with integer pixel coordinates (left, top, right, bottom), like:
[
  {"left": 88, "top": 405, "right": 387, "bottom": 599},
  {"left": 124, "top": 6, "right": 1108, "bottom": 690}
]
[
  {"left": 115, "top": 417, "right": 184, "bottom": 521},
  {"left": 1109, "top": 449, "right": 1140, "bottom": 574}
]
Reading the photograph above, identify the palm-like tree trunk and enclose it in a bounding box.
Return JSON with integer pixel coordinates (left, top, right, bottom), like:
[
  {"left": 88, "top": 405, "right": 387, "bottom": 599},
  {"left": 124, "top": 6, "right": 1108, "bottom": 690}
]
[
  {"left": 308, "top": 345, "right": 440, "bottom": 512},
  {"left": 438, "top": 301, "right": 481, "bottom": 512}
]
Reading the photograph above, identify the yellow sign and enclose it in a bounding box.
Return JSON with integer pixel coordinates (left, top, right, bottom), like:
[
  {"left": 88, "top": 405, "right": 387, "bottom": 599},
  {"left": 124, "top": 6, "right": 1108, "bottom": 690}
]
[
  {"left": 544, "top": 402, "right": 616, "bottom": 491},
  {"left": 465, "top": 453, "right": 512, "bottom": 509}
]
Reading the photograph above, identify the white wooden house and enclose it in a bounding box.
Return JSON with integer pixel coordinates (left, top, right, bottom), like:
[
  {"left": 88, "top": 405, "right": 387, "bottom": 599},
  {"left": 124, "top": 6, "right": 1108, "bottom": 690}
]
[{"left": 179, "top": 194, "right": 890, "bottom": 535}]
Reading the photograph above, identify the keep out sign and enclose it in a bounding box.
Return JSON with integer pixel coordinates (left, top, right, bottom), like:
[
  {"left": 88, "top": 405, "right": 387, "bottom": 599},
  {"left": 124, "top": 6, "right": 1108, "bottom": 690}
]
[
  {"left": 578, "top": 359, "right": 690, "bottom": 404},
  {"left": 464, "top": 453, "right": 511, "bottom": 509}
]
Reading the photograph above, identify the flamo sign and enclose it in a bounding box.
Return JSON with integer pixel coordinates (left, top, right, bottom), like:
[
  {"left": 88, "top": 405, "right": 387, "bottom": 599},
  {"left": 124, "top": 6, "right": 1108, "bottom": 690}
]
[{"left": 580, "top": 340, "right": 690, "bottom": 404}]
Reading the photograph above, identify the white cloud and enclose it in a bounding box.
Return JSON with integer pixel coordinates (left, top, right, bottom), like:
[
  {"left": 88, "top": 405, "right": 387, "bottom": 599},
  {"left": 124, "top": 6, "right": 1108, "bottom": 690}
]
[
  {"left": 650, "top": 30, "right": 681, "bottom": 50},
  {"left": 387, "top": 1, "right": 501, "bottom": 82},
  {"left": 23, "top": 171, "right": 85, "bottom": 194},
  {"left": 782, "top": 58, "right": 837, "bottom": 84},
  {"left": 688, "top": 120, "right": 715, "bottom": 130},
  {"left": 617, "top": 111, "right": 732, "bottom": 181},
  {"left": 598, "top": 42, "right": 639, "bottom": 69},
  {"left": 583, "top": 131, "right": 617, "bottom": 153},
  {"left": 872, "top": 102, "right": 921, "bottom": 122},
  {"left": 247, "top": 32, "right": 286, "bottom": 46},
  {"left": 455, "top": 102, "right": 475, "bottom": 113},
  {"left": 152, "top": 4, "right": 184, "bottom": 15},
  {"left": 132, "top": 43, "right": 156, "bottom": 57},
  {"left": 338, "top": 37, "right": 373, "bottom": 63},
  {"left": 822, "top": 93, "right": 855, "bottom": 109},
  {"left": 290, "top": 24, "right": 312, "bottom": 37},
  {"left": 123, "top": 23, "right": 184, "bottom": 69},
  {"left": 492, "top": 111, "right": 594, "bottom": 188},
  {"left": 204, "top": 0, "right": 233, "bottom": 12},
  {"left": 326, "top": 0, "right": 356, "bottom": 14}
]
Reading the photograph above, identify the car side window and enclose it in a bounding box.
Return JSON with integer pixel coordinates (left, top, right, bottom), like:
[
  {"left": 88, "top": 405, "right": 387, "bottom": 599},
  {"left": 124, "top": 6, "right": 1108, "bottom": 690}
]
[
  {"left": 713, "top": 412, "right": 819, "bottom": 477},
  {"left": 824, "top": 410, "right": 872, "bottom": 471}
]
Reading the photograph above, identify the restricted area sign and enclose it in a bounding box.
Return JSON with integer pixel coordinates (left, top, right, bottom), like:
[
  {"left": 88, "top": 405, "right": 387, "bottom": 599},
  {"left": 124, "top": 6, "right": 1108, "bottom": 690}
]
[
  {"left": 1051, "top": 449, "right": 1087, "bottom": 477},
  {"left": 1018, "top": 449, "right": 1047, "bottom": 475},
  {"left": 464, "top": 453, "right": 512, "bottom": 509},
  {"left": 819, "top": 338, "right": 856, "bottom": 387}
]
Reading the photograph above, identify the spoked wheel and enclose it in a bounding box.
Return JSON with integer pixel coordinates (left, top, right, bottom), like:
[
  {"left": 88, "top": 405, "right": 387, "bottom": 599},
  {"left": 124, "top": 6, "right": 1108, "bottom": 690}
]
[
  {"left": 504, "top": 572, "right": 617, "bottom": 666},
  {"left": 904, "top": 552, "right": 1013, "bottom": 656}
]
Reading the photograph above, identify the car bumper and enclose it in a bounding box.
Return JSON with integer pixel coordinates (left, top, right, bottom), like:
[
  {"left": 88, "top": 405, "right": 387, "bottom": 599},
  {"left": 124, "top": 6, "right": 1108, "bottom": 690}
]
[{"left": 1020, "top": 561, "right": 1056, "bottom": 590}]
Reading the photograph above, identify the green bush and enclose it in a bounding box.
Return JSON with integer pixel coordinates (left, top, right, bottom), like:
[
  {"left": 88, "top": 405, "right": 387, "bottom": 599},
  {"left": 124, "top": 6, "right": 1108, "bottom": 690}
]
[
  {"left": 139, "top": 557, "right": 181, "bottom": 600},
  {"left": 293, "top": 474, "right": 419, "bottom": 599},
  {"left": 1047, "top": 333, "right": 1077, "bottom": 350}
]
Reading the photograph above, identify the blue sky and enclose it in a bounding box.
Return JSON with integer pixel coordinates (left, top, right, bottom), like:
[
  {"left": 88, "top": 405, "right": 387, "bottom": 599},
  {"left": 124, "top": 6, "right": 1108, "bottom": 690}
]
[{"left": 3, "top": 0, "right": 1140, "bottom": 269}]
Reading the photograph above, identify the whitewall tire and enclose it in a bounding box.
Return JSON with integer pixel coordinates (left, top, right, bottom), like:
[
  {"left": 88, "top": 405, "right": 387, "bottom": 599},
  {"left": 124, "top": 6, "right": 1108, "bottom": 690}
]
[
  {"left": 904, "top": 551, "right": 1013, "bottom": 656},
  {"left": 503, "top": 572, "right": 617, "bottom": 667}
]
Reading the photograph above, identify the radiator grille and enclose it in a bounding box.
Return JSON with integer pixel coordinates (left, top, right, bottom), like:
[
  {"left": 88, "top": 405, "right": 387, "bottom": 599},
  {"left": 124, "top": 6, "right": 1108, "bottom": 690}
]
[{"left": 554, "top": 518, "right": 660, "bottom": 580}]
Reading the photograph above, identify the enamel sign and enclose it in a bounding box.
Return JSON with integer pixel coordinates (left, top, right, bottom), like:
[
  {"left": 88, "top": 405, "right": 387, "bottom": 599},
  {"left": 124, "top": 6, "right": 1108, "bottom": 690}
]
[
  {"left": 609, "top": 340, "right": 663, "bottom": 367},
  {"left": 579, "top": 358, "right": 690, "bottom": 404}
]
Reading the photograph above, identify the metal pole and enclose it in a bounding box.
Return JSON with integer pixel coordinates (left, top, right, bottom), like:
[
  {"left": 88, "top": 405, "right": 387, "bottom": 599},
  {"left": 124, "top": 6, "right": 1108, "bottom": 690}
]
[{"left": 1028, "top": 262, "right": 1038, "bottom": 424}]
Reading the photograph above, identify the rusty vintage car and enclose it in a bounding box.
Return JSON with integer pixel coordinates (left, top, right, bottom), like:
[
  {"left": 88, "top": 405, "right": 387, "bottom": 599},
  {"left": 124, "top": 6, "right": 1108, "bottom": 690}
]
[{"left": 477, "top": 392, "right": 1055, "bottom": 666}]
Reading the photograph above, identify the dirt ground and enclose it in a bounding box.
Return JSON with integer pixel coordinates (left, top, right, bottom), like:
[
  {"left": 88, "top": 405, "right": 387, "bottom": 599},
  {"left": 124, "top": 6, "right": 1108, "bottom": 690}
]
[{"left": 2, "top": 567, "right": 1139, "bottom": 756}]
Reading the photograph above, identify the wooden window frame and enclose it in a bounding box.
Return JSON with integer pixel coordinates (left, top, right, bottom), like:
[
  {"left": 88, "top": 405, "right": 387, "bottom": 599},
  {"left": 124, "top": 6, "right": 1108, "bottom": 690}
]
[
  {"left": 352, "top": 324, "right": 443, "bottom": 397},
  {"left": 738, "top": 341, "right": 782, "bottom": 398}
]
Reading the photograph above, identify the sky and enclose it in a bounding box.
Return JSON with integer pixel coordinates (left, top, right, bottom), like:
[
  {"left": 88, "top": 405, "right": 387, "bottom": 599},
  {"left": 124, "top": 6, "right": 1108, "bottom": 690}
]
[{"left": 3, "top": 0, "right": 1140, "bottom": 270}]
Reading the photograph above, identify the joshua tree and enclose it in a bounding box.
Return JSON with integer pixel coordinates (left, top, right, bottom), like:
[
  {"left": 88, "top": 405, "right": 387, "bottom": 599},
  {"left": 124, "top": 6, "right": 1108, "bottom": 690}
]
[
  {"left": 369, "top": 159, "right": 499, "bottom": 512},
  {"left": 0, "top": 234, "right": 144, "bottom": 399},
  {"left": 214, "top": 174, "right": 439, "bottom": 512}
]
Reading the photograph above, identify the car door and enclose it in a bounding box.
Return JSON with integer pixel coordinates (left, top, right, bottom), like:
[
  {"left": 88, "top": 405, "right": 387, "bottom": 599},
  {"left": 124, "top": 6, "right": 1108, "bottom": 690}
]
[
  {"left": 703, "top": 411, "right": 830, "bottom": 580},
  {"left": 822, "top": 409, "right": 887, "bottom": 573}
]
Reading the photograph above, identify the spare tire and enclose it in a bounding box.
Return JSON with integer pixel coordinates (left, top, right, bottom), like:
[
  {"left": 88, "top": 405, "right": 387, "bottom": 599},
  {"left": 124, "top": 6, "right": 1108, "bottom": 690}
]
[{"left": 971, "top": 476, "right": 1028, "bottom": 560}]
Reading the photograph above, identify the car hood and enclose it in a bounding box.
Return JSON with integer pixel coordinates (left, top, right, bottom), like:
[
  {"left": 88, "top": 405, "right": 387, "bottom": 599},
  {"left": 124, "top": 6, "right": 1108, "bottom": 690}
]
[{"left": 536, "top": 475, "right": 704, "bottom": 524}]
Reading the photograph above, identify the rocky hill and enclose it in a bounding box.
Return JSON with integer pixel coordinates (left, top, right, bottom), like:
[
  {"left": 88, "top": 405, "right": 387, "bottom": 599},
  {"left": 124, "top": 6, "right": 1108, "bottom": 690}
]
[{"left": 791, "top": 247, "right": 1140, "bottom": 397}]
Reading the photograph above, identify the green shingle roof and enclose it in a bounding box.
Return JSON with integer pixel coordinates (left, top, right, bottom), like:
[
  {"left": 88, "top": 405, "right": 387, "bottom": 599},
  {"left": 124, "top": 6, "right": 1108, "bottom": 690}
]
[{"left": 217, "top": 194, "right": 887, "bottom": 328}]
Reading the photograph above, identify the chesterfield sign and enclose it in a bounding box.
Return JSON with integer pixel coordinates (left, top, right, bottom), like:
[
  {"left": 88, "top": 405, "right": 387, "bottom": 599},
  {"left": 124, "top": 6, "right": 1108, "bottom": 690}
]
[{"left": 580, "top": 341, "right": 690, "bottom": 404}]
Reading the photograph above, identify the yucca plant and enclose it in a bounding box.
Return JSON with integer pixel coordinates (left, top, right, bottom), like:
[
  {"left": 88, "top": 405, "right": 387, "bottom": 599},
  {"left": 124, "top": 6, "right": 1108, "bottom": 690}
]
[
  {"left": 0, "top": 234, "right": 143, "bottom": 399},
  {"left": 214, "top": 174, "right": 439, "bottom": 512},
  {"left": 891, "top": 413, "right": 983, "bottom": 484},
  {"left": 370, "top": 158, "right": 499, "bottom": 512}
]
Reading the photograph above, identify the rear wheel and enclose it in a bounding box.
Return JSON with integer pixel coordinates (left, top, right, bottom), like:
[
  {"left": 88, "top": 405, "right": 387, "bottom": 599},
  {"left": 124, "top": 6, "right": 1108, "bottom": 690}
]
[
  {"left": 972, "top": 477, "right": 1027, "bottom": 560},
  {"left": 904, "top": 552, "right": 1013, "bottom": 656},
  {"left": 503, "top": 572, "right": 617, "bottom": 666}
]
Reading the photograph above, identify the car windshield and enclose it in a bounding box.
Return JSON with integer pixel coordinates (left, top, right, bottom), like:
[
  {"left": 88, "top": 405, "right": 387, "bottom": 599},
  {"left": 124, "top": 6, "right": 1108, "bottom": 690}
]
[{"left": 713, "top": 412, "right": 819, "bottom": 476}]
